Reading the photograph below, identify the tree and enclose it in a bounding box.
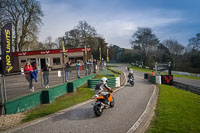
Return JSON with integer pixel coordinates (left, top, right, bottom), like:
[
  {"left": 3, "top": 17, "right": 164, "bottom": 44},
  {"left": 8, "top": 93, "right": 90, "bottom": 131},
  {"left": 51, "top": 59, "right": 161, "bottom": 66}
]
[
  {"left": 130, "top": 27, "right": 160, "bottom": 66},
  {"left": 163, "top": 39, "right": 184, "bottom": 70},
  {"left": 1, "top": 0, "right": 43, "bottom": 52},
  {"left": 188, "top": 33, "right": 200, "bottom": 51},
  {"left": 64, "top": 20, "right": 97, "bottom": 48}
]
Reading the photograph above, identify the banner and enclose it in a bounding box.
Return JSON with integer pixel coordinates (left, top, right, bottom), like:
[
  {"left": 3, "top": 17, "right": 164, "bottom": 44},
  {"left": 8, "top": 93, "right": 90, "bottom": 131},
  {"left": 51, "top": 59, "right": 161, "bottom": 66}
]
[
  {"left": 85, "top": 45, "right": 87, "bottom": 61},
  {"left": 1, "top": 23, "right": 13, "bottom": 74},
  {"left": 62, "top": 38, "right": 65, "bottom": 53},
  {"left": 107, "top": 48, "right": 109, "bottom": 62}
]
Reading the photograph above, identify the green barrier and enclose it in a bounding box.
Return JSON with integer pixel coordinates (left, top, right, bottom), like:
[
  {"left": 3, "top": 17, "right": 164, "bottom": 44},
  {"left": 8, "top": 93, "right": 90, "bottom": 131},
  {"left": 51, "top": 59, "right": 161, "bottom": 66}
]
[
  {"left": 5, "top": 91, "right": 43, "bottom": 114},
  {"left": 67, "top": 74, "right": 96, "bottom": 93},
  {"left": 148, "top": 75, "right": 156, "bottom": 84},
  {"left": 43, "top": 83, "right": 68, "bottom": 103},
  {"left": 5, "top": 74, "right": 96, "bottom": 114},
  {"left": 88, "top": 77, "right": 116, "bottom": 89}
]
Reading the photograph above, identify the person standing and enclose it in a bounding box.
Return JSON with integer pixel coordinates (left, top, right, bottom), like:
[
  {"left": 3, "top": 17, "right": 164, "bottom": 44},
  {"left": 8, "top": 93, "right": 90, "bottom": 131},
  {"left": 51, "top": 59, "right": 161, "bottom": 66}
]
[
  {"left": 93, "top": 59, "right": 97, "bottom": 73},
  {"left": 65, "top": 61, "right": 71, "bottom": 82},
  {"left": 76, "top": 61, "right": 81, "bottom": 78},
  {"left": 24, "top": 61, "right": 34, "bottom": 92},
  {"left": 42, "top": 63, "right": 51, "bottom": 88}
]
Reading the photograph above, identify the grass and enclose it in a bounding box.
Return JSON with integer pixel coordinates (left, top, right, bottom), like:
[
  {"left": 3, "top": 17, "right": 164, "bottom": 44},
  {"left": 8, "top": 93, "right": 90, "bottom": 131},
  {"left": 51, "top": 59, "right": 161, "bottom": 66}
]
[
  {"left": 130, "top": 65, "right": 200, "bottom": 80},
  {"left": 146, "top": 85, "right": 200, "bottom": 133},
  {"left": 22, "top": 68, "right": 123, "bottom": 122},
  {"left": 23, "top": 87, "right": 94, "bottom": 122}
]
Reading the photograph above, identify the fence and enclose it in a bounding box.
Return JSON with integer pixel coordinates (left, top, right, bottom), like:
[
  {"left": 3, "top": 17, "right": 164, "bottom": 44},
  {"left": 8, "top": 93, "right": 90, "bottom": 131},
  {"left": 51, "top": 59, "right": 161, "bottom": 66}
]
[{"left": 0, "top": 63, "right": 105, "bottom": 115}]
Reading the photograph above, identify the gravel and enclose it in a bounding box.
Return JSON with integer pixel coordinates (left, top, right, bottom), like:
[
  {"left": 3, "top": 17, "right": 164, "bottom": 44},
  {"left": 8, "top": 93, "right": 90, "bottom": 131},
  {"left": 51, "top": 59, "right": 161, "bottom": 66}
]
[{"left": 0, "top": 113, "right": 25, "bottom": 131}]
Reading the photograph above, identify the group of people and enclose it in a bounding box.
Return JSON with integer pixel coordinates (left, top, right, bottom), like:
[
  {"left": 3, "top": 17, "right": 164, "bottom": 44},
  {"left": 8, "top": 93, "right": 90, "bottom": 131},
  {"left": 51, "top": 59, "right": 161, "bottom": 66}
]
[
  {"left": 24, "top": 59, "right": 104, "bottom": 92},
  {"left": 24, "top": 61, "right": 71, "bottom": 92}
]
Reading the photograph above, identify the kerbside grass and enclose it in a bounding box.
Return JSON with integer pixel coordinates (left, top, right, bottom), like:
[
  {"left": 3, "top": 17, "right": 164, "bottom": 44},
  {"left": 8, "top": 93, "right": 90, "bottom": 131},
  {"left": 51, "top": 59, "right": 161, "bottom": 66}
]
[
  {"left": 130, "top": 65, "right": 200, "bottom": 80},
  {"left": 146, "top": 85, "right": 200, "bottom": 133},
  {"left": 23, "top": 87, "right": 94, "bottom": 122}
]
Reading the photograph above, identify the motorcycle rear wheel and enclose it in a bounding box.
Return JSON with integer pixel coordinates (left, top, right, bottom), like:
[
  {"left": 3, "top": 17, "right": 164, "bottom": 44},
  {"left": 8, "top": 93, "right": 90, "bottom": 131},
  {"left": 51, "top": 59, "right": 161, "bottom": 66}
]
[{"left": 93, "top": 104, "right": 103, "bottom": 117}]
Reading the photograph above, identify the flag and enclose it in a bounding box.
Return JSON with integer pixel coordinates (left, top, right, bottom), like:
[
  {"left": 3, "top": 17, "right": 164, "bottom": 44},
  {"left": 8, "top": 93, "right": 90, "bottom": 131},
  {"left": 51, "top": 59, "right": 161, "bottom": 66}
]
[
  {"left": 62, "top": 38, "right": 65, "bottom": 53},
  {"left": 85, "top": 45, "right": 87, "bottom": 61},
  {"left": 1, "top": 23, "right": 13, "bottom": 74},
  {"left": 99, "top": 47, "right": 101, "bottom": 60},
  {"left": 107, "top": 48, "right": 109, "bottom": 62}
]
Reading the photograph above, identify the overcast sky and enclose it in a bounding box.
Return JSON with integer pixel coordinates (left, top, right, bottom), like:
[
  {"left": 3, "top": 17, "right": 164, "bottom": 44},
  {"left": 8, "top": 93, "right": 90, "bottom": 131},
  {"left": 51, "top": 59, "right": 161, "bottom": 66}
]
[{"left": 39, "top": 0, "right": 200, "bottom": 48}]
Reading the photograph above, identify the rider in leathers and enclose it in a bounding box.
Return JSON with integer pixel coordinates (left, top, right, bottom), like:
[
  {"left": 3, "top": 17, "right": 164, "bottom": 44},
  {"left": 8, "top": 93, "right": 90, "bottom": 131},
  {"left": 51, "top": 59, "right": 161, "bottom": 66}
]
[{"left": 95, "top": 77, "right": 113, "bottom": 104}]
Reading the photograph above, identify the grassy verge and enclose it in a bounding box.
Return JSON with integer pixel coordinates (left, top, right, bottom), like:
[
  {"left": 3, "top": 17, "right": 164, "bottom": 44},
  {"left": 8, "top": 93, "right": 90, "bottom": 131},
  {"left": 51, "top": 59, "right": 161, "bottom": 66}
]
[
  {"left": 146, "top": 85, "right": 200, "bottom": 133},
  {"left": 130, "top": 65, "right": 200, "bottom": 80},
  {"left": 23, "top": 86, "right": 94, "bottom": 122}
]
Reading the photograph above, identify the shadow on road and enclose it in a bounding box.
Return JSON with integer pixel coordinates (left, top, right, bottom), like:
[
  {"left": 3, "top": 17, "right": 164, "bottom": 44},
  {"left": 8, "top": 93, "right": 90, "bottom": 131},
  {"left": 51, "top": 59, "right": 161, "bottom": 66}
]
[{"left": 52, "top": 107, "right": 96, "bottom": 121}]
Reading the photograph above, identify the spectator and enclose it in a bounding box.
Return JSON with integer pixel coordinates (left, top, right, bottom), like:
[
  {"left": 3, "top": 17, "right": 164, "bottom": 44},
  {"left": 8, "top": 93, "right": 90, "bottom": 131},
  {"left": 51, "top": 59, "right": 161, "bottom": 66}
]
[
  {"left": 42, "top": 63, "right": 51, "bottom": 88},
  {"left": 151, "top": 71, "right": 155, "bottom": 76},
  {"left": 24, "top": 61, "right": 34, "bottom": 92},
  {"left": 76, "top": 61, "right": 81, "bottom": 78},
  {"left": 65, "top": 61, "right": 71, "bottom": 82}
]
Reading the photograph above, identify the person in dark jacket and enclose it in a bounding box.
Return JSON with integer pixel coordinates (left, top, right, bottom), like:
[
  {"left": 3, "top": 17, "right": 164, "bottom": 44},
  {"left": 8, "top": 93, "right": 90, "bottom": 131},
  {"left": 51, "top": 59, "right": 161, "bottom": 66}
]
[
  {"left": 42, "top": 63, "right": 51, "bottom": 88},
  {"left": 65, "top": 61, "right": 71, "bottom": 82}
]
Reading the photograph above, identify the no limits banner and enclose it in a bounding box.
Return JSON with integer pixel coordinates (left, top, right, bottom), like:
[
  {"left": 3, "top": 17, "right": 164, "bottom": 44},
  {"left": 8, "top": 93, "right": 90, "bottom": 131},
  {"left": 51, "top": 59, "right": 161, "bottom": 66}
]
[{"left": 1, "top": 23, "right": 13, "bottom": 74}]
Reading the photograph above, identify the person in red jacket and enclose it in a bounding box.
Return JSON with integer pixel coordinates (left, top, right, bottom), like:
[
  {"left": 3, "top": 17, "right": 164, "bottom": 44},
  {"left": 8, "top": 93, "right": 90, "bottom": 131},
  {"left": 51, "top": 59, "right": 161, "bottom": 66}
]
[{"left": 24, "top": 61, "right": 34, "bottom": 92}]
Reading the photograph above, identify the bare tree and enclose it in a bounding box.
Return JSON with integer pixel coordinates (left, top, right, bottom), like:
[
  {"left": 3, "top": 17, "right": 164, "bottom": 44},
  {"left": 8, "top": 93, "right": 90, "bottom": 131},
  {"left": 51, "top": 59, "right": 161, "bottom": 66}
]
[
  {"left": 163, "top": 39, "right": 184, "bottom": 70},
  {"left": 130, "top": 27, "right": 159, "bottom": 66},
  {"left": 188, "top": 33, "right": 200, "bottom": 51},
  {"left": 1, "top": 0, "right": 43, "bottom": 52}
]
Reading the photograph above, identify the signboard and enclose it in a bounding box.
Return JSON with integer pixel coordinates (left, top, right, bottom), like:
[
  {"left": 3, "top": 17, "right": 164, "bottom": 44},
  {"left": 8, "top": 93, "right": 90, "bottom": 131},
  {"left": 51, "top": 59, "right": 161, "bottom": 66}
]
[
  {"left": 161, "top": 75, "right": 173, "bottom": 85},
  {"left": 1, "top": 23, "right": 13, "bottom": 74},
  {"left": 13, "top": 48, "right": 92, "bottom": 56}
]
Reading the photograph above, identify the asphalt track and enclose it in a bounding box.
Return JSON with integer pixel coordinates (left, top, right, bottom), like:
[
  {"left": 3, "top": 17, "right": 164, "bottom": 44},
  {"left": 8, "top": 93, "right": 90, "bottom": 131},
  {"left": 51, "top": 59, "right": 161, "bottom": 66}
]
[{"left": 6, "top": 64, "right": 155, "bottom": 133}]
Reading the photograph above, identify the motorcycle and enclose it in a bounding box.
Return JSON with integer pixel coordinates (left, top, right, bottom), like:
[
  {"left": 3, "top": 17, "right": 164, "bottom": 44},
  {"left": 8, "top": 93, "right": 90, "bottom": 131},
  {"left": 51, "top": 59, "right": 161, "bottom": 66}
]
[
  {"left": 92, "top": 90, "right": 115, "bottom": 117},
  {"left": 128, "top": 77, "right": 134, "bottom": 86}
]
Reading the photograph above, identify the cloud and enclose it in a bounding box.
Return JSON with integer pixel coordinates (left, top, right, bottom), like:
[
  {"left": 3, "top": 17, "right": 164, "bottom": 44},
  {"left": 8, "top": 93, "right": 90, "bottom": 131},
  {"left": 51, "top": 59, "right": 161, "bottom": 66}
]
[{"left": 38, "top": 1, "right": 184, "bottom": 48}]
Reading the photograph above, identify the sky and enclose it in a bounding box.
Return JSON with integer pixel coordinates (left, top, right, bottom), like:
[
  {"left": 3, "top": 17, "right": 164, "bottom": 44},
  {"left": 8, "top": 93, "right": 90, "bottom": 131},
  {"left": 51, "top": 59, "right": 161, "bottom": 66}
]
[{"left": 39, "top": 0, "right": 200, "bottom": 48}]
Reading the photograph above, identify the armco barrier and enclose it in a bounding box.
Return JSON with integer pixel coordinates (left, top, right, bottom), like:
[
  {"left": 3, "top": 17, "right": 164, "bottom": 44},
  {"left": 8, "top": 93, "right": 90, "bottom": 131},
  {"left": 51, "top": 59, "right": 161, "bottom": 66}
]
[
  {"left": 88, "top": 77, "right": 116, "bottom": 89},
  {"left": 173, "top": 81, "right": 200, "bottom": 95},
  {"left": 67, "top": 74, "right": 96, "bottom": 92}
]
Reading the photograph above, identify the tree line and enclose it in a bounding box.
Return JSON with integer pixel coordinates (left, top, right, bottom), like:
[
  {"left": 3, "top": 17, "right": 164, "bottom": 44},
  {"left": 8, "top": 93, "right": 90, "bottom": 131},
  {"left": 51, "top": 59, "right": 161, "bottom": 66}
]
[{"left": 1, "top": 0, "right": 200, "bottom": 73}]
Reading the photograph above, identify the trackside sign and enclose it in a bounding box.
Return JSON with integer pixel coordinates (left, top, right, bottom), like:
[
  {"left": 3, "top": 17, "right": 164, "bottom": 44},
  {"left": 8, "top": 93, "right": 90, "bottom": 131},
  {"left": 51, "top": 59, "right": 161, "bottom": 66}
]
[{"left": 1, "top": 23, "right": 13, "bottom": 74}]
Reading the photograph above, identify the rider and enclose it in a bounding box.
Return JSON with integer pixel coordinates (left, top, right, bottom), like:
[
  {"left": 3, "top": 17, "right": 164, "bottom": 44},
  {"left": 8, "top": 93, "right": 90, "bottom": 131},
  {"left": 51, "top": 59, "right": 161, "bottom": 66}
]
[
  {"left": 128, "top": 70, "right": 134, "bottom": 82},
  {"left": 95, "top": 77, "right": 113, "bottom": 105}
]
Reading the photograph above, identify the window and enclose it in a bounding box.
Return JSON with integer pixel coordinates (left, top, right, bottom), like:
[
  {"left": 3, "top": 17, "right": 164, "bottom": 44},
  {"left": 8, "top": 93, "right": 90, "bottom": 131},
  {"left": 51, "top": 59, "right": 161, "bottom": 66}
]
[
  {"left": 21, "top": 60, "right": 26, "bottom": 63},
  {"left": 53, "top": 58, "right": 61, "bottom": 65}
]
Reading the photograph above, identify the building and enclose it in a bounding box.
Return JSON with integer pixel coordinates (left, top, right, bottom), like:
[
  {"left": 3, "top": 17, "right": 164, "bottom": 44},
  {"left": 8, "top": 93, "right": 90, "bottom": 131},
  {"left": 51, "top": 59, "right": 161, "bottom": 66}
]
[{"left": 12, "top": 48, "right": 92, "bottom": 72}]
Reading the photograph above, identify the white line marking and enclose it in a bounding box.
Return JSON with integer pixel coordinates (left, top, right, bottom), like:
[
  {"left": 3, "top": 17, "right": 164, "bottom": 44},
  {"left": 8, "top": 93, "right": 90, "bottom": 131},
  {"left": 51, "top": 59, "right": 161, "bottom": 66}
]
[{"left": 126, "top": 84, "right": 156, "bottom": 133}]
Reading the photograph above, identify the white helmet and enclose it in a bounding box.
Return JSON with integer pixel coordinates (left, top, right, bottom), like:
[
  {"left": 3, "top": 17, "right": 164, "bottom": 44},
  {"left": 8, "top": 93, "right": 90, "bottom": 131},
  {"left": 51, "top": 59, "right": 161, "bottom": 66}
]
[
  {"left": 101, "top": 77, "right": 108, "bottom": 84},
  {"left": 129, "top": 70, "right": 133, "bottom": 74}
]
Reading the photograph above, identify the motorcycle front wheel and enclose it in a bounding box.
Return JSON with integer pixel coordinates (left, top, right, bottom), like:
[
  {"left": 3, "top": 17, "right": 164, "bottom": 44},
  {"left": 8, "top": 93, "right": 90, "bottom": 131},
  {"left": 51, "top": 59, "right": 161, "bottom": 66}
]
[
  {"left": 93, "top": 104, "right": 103, "bottom": 117},
  {"left": 110, "top": 97, "right": 115, "bottom": 107}
]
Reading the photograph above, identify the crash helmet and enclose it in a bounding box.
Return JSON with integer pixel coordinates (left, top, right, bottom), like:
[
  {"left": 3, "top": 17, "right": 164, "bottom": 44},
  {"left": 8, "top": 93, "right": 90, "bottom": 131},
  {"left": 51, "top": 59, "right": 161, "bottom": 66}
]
[
  {"left": 129, "top": 70, "right": 133, "bottom": 74},
  {"left": 101, "top": 77, "right": 108, "bottom": 84}
]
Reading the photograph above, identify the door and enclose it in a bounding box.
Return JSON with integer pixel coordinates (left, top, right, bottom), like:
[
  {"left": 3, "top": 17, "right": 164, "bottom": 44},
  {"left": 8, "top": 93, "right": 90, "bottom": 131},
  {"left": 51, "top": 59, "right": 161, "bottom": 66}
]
[{"left": 40, "top": 58, "right": 46, "bottom": 70}]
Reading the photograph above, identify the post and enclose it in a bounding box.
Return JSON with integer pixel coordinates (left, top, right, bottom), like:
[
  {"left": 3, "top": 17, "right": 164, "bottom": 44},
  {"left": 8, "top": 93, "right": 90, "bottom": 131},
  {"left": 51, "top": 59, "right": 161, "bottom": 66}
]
[
  {"left": 155, "top": 62, "right": 158, "bottom": 76},
  {"left": 168, "top": 61, "right": 171, "bottom": 75},
  {"left": 62, "top": 38, "right": 66, "bottom": 83},
  {"left": 0, "top": 76, "right": 5, "bottom": 114}
]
